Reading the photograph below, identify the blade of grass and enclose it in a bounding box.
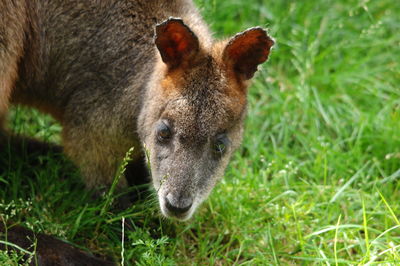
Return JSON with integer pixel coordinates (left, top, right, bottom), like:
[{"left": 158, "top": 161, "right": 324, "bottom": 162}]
[
  {"left": 361, "top": 193, "right": 370, "bottom": 263},
  {"left": 334, "top": 214, "right": 341, "bottom": 266},
  {"left": 330, "top": 162, "right": 370, "bottom": 203},
  {"left": 378, "top": 189, "right": 400, "bottom": 226}
]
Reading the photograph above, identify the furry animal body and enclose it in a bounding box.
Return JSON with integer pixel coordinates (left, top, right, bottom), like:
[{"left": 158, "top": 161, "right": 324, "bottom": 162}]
[{"left": 0, "top": 0, "right": 274, "bottom": 220}]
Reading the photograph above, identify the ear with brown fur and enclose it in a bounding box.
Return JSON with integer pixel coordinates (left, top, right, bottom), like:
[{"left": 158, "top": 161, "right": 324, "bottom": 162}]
[
  {"left": 223, "top": 27, "right": 274, "bottom": 81},
  {"left": 155, "top": 18, "right": 199, "bottom": 69}
]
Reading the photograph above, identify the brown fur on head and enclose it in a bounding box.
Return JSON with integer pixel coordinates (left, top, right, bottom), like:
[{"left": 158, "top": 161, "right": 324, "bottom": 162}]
[{"left": 138, "top": 18, "right": 274, "bottom": 220}]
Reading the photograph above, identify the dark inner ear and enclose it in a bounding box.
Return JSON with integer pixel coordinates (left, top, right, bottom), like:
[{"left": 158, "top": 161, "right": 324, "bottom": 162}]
[
  {"left": 155, "top": 18, "right": 199, "bottom": 68},
  {"left": 223, "top": 28, "right": 274, "bottom": 80}
]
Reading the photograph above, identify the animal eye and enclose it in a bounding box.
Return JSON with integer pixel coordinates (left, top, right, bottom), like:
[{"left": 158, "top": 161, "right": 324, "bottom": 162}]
[
  {"left": 157, "top": 122, "right": 172, "bottom": 142},
  {"left": 214, "top": 140, "right": 226, "bottom": 153},
  {"left": 213, "top": 134, "right": 229, "bottom": 156}
]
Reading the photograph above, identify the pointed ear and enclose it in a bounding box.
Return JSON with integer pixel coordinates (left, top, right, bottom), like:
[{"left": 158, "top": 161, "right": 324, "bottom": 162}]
[
  {"left": 155, "top": 18, "right": 199, "bottom": 68},
  {"left": 223, "top": 27, "right": 274, "bottom": 80}
]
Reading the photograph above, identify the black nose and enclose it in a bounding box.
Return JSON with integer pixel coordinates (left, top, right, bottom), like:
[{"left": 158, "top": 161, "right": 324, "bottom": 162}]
[{"left": 165, "top": 195, "right": 193, "bottom": 215}]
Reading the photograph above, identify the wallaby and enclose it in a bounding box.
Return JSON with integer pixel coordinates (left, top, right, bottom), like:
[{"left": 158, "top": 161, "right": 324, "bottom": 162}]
[{"left": 0, "top": 0, "right": 274, "bottom": 220}]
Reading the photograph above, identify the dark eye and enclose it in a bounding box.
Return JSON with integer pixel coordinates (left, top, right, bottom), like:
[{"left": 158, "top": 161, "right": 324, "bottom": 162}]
[
  {"left": 157, "top": 121, "right": 172, "bottom": 142},
  {"left": 213, "top": 134, "right": 229, "bottom": 157}
]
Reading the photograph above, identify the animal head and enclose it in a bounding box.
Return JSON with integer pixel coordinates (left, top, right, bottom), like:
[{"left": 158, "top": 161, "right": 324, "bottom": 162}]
[{"left": 138, "top": 18, "right": 274, "bottom": 220}]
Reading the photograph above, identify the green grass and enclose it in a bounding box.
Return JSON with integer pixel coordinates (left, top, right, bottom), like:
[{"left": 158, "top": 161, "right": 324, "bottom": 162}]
[{"left": 1, "top": 0, "right": 400, "bottom": 264}]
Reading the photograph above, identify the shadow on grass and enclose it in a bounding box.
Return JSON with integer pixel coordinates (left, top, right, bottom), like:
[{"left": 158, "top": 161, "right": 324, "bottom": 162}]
[{"left": 0, "top": 136, "right": 178, "bottom": 264}]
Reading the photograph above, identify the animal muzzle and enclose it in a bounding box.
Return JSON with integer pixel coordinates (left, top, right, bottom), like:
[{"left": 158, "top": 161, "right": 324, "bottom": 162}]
[
  {"left": 159, "top": 190, "right": 195, "bottom": 220},
  {"left": 165, "top": 192, "right": 193, "bottom": 213}
]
